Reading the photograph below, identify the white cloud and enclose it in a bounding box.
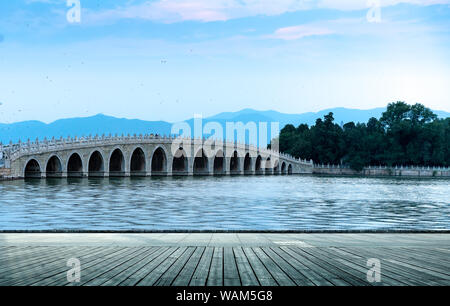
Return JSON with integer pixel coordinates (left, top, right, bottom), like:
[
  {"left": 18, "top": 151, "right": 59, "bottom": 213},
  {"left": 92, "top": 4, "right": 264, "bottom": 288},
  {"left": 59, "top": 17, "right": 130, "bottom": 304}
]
[
  {"left": 85, "top": 0, "right": 307, "bottom": 24},
  {"left": 83, "top": 0, "right": 450, "bottom": 24},
  {"left": 265, "top": 14, "right": 440, "bottom": 41},
  {"left": 267, "top": 25, "right": 333, "bottom": 40},
  {"left": 25, "top": 0, "right": 60, "bottom": 3},
  {"left": 317, "top": 0, "right": 450, "bottom": 10}
]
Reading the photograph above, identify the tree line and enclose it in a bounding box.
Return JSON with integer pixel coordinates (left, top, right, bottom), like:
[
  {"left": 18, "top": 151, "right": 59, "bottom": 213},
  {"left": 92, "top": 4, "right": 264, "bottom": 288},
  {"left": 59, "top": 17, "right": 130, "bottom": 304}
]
[{"left": 277, "top": 102, "right": 450, "bottom": 171}]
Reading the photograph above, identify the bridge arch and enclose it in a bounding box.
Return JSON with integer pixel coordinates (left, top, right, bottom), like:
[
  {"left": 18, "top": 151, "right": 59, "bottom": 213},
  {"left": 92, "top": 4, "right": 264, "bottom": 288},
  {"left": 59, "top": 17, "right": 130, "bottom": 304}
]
[
  {"left": 213, "top": 149, "right": 224, "bottom": 175},
  {"left": 273, "top": 159, "right": 280, "bottom": 174},
  {"left": 243, "top": 153, "right": 252, "bottom": 173},
  {"left": 130, "top": 147, "right": 146, "bottom": 176},
  {"left": 172, "top": 147, "right": 187, "bottom": 174},
  {"left": 151, "top": 146, "right": 168, "bottom": 174},
  {"left": 281, "top": 162, "right": 286, "bottom": 174},
  {"left": 88, "top": 150, "right": 105, "bottom": 177},
  {"left": 24, "top": 158, "right": 42, "bottom": 178},
  {"left": 255, "top": 155, "right": 263, "bottom": 174},
  {"left": 229, "top": 150, "right": 240, "bottom": 173},
  {"left": 264, "top": 157, "right": 272, "bottom": 175},
  {"left": 45, "top": 155, "right": 62, "bottom": 178},
  {"left": 193, "top": 148, "right": 208, "bottom": 175},
  {"left": 109, "top": 148, "right": 125, "bottom": 177},
  {"left": 288, "top": 164, "right": 293, "bottom": 175},
  {"left": 67, "top": 152, "right": 83, "bottom": 177}
]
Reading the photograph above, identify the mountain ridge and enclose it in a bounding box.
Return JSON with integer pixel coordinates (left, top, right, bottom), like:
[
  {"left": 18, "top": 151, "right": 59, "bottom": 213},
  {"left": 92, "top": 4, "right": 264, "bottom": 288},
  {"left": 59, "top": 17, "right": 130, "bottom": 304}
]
[{"left": 1, "top": 107, "right": 449, "bottom": 144}]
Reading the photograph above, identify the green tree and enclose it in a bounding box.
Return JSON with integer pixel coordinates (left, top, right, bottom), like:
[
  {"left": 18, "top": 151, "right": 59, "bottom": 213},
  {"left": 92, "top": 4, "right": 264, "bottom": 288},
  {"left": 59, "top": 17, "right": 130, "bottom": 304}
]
[{"left": 278, "top": 101, "right": 446, "bottom": 170}]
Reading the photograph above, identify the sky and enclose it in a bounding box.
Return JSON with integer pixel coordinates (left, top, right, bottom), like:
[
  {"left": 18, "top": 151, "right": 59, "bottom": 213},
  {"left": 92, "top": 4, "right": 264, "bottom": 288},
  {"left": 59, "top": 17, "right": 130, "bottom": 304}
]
[{"left": 0, "top": 0, "right": 449, "bottom": 123}]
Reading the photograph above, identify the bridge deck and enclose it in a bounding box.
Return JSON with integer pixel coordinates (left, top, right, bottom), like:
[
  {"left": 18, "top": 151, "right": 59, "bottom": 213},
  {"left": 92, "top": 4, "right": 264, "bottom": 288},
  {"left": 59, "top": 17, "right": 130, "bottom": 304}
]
[{"left": 0, "top": 233, "right": 448, "bottom": 286}]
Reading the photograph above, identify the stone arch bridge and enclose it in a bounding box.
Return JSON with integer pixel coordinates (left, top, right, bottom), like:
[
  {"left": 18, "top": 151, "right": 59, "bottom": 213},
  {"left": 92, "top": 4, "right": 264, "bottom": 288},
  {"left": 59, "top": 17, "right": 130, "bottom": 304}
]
[{"left": 1, "top": 135, "right": 313, "bottom": 179}]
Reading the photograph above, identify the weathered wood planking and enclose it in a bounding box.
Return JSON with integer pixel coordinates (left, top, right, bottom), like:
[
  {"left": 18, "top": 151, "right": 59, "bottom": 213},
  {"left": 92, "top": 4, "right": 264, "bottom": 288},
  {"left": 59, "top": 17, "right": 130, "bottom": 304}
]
[{"left": 1, "top": 244, "right": 448, "bottom": 286}]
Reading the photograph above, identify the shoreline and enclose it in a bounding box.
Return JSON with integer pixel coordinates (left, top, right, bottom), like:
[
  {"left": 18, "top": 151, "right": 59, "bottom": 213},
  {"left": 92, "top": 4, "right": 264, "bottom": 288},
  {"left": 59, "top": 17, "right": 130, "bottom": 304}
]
[
  {"left": 1, "top": 229, "right": 449, "bottom": 233},
  {"left": 1, "top": 172, "right": 450, "bottom": 181}
]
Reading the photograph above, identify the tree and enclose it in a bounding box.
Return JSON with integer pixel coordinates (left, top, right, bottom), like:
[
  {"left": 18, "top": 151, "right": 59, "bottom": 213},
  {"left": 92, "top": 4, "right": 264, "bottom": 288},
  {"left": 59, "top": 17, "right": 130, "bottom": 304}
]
[
  {"left": 380, "top": 101, "right": 411, "bottom": 128},
  {"left": 278, "top": 102, "right": 446, "bottom": 170},
  {"left": 410, "top": 103, "right": 437, "bottom": 125}
]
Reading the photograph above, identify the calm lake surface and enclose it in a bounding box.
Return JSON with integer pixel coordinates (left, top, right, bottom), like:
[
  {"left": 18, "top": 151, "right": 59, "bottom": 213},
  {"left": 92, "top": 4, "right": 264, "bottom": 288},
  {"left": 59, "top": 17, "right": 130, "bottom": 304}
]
[{"left": 0, "top": 176, "right": 448, "bottom": 231}]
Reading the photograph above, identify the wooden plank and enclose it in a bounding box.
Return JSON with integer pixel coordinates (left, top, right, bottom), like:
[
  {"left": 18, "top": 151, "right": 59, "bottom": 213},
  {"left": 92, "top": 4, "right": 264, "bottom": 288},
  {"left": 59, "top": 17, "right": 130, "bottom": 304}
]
[
  {"left": 102, "top": 247, "right": 167, "bottom": 286},
  {"left": 68, "top": 247, "right": 146, "bottom": 286},
  {"left": 307, "top": 247, "right": 409, "bottom": 286},
  {"left": 0, "top": 246, "right": 39, "bottom": 254},
  {"left": 1, "top": 246, "right": 108, "bottom": 286},
  {"left": 190, "top": 247, "right": 214, "bottom": 286},
  {"left": 172, "top": 247, "right": 205, "bottom": 286},
  {"left": 206, "top": 247, "right": 223, "bottom": 286},
  {"left": 137, "top": 247, "right": 188, "bottom": 286},
  {"left": 0, "top": 247, "right": 58, "bottom": 266},
  {"left": 0, "top": 246, "right": 82, "bottom": 275},
  {"left": 31, "top": 247, "right": 130, "bottom": 286},
  {"left": 233, "top": 247, "right": 259, "bottom": 286},
  {"left": 346, "top": 246, "right": 450, "bottom": 280},
  {"left": 0, "top": 248, "right": 77, "bottom": 280},
  {"left": 299, "top": 247, "right": 384, "bottom": 286},
  {"left": 119, "top": 247, "right": 177, "bottom": 286},
  {"left": 0, "top": 234, "right": 448, "bottom": 287},
  {"left": 252, "top": 247, "right": 295, "bottom": 286},
  {"left": 242, "top": 247, "right": 278, "bottom": 286},
  {"left": 261, "top": 247, "right": 315, "bottom": 286},
  {"left": 436, "top": 248, "right": 450, "bottom": 254},
  {"left": 6, "top": 247, "right": 113, "bottom": 286},
  {"left": 84, "top": 247, "right": 156, "bottom": 286},
  {"left": 330, "top": 247, "right": 446, "bottom": 286},
  {"left": 339, "top": 247, "right": 450, "bottom": 284},
  {"left": 277, "top": 247, "right": 342, "bottom": 286},
  {"left": 378, "top": 247, "right": 450, "bottom": 274},
  {"left": 223, "top": 247, "right": 241, "bottom": 286},
  {"left": 270, "top": 247, "right": 332, "bottom": 286},
  {"left": 401, "top": 248, "right": 450, "bottom": 264},
  {"left": 0, "top": 246, "right": 13, "bottom": 252},
  {"left": 0, "top": 246, "right": 46, "bottom": 263},
  {"left": 289, "top": 246, "right": 373, "bottom": 286},
  {"left": 154, "top": 247, "right": 196, "bottom": 286}
]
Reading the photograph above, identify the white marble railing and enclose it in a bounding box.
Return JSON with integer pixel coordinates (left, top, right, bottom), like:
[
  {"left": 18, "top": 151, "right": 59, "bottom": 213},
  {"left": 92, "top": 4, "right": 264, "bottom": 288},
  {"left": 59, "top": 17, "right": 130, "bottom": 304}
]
[
  {"left": 0, "top": 135, "right": 312, "bottom": 165},
  {"left": 313, "top": 163, "right": 450, "bottom": 171}
]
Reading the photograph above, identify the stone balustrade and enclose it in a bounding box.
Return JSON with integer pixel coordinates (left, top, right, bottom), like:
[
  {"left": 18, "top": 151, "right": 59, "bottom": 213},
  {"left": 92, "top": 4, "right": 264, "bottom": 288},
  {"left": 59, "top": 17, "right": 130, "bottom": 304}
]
[
  {"left": 312, "top": 163, "right": 450, "bottom": 177},
  {"left": 1, "top": 135, "right": 313, "bottom": 179}
]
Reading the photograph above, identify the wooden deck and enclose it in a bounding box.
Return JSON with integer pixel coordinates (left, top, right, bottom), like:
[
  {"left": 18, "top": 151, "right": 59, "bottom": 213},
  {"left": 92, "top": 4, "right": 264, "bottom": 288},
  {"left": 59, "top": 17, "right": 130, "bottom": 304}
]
[{"left": 0, "top": 233, "right": 448, "bottom": 286}]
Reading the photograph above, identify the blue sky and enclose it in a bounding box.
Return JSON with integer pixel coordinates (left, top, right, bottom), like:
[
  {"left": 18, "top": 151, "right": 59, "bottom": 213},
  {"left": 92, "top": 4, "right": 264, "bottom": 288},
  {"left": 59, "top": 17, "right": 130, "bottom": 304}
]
[{"left": 0, "top": 0, "right": 449, "bottom": 123}]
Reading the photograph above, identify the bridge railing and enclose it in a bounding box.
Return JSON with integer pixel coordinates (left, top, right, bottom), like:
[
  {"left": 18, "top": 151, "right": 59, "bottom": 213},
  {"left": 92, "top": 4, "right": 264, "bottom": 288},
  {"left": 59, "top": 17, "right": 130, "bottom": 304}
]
[
  {"left": 313, "top": 163, "right": 450, "bottom": 171},
  {"left": 1, "top": 135, "right": 313, "bottom": 165}
]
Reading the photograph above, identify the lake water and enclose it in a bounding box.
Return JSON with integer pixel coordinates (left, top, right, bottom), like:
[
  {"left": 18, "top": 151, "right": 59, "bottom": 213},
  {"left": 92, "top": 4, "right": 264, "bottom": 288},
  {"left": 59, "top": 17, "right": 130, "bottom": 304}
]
[{"left": 0, "top": 176, "right": 448, "bottom": 231}]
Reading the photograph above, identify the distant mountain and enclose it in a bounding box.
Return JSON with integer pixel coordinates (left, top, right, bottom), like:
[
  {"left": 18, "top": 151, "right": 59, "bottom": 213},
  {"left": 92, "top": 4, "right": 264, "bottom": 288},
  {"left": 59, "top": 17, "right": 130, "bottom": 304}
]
[
  {"left": 207, "top": 107, "right": 450, "bottom": 128},
  {"left": 1, "top": 108, "right": 449, "bottom": 144},
  {"left": 0, "top": 114, "right": 172, "bottom": 145}
]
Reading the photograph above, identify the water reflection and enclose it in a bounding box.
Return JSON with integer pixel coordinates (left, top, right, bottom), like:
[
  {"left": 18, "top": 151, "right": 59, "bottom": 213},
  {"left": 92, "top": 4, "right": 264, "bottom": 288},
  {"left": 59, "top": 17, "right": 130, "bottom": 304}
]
[{"left": 0, "top": 176, "right": 448, "bottom": 230}]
